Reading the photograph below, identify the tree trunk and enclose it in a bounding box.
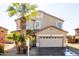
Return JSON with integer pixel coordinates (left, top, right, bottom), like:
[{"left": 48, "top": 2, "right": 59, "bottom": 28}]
[{"left": 15, "top": 41, "right": 21, "bottom": 54}]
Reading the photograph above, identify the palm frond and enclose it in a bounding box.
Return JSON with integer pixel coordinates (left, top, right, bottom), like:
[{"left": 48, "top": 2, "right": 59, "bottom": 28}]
[
  {"left": 29, "top": 4, "right": 37, "bottom": 10},
  {"left": 25, "top": 14, "right": 31, "bottom": 21},
  {"left": 7, "top": 3, "right": 37, "bottom": 18},
  {"left": 8, "top": 9, "right": 16, "bottom": 17},
  {"left": 12, "top": 3, "right": 19, "bottom": 7},
  {"left": 30, "top": 10, "right": 37, "bottom": 16},
  {"left": 7, "top": 6, "right": 15, "bottom": 11}
]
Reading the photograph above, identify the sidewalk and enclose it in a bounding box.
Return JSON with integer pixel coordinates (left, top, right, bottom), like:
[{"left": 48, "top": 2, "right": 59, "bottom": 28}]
[
  {"left": 67, "top": 43, "right": 79, "bottom": 55},
  {"left": 4, "top": 43, "right": 15, "bottom": 51},
  {"left": 67, "top": 43, "right": 79, "bottom": 50},
  {"left": 4, "top": 46, "right": 27, "bottom": 56},
  {"left": 0, "top": 43, "right": 27, "bottom": 56}
]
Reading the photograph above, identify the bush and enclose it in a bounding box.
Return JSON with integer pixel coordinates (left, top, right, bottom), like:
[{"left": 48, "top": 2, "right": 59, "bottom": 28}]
[
  {"left": 0, "top": 44, "right": 4, "bottom": 54},
  {"left": 29, "top": 36, "right": 36, "bottom": 47}
]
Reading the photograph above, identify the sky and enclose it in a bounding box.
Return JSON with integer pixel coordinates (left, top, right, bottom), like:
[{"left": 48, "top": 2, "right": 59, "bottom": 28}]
[{"left": 0, "top": 3, "right": 79, "bottom": 35}]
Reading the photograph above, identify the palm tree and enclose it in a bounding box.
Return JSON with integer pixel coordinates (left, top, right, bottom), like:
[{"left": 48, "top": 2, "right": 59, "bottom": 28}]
[
  {"left": 6, "top": 32, "right": 18, "bottom": 44},
  {"left": 7, "top": 3, "right": 37, "bottom": 54},
  {"left": 7, "top": 3, "right": 37, "bottom": 30},
  {"left": 6, "top": 32, "right": 21, "bottom": 54}
]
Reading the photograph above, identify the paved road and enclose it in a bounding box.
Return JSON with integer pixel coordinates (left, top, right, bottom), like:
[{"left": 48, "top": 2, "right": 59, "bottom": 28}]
[
  {"left": 29, "top": 47, "right": 65, "bottom": 56},
  {"left": 29, "top": 47, "right": 39, "bottom": 56},
  {"left": 67, "top": 43, "right": 79, "bottom": 50},
  {"left": 29, "top": 47, "right": 79, "bottom": 56},
  {"left": 1, "top": 46, "right": 78, "bottom": 56}
]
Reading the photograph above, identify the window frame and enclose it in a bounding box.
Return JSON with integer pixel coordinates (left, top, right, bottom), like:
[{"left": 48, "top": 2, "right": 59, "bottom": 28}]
[
  {"left": 56, "top": 21, "right": 63, "bottom": 29},
  {"left": 34, "top": 19, "right": 41, "bottom": 29}
]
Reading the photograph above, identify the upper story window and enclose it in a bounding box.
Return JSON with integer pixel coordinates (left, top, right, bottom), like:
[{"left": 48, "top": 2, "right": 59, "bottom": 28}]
[
  {"left": 56, "top": 21, "right": 63, "bottom": 29},
  {"left": 34, "top": 18, "right": 41, "bottom": 29}
]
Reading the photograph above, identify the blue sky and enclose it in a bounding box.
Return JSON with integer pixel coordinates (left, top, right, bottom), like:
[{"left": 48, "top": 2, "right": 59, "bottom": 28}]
[{"left": 0, "top": 3, "right": 79, "bottom": 35}]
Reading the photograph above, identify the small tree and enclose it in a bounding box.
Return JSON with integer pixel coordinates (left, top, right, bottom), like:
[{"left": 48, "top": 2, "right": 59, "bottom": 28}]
[
  {"left": 7, "top": 32, "right": 20, "bottom": 44},
  {"left": 7, "top": 31, "right": 25, "bottom": 54},
  {"left": 7, "top": 3, "right": 37, "bottom": 54},
  {"left": 7, "top": 3, "right": 37, "bottom": 43},
  {"left": 0, "top": 43, "right": 4, "bottom": 54}
]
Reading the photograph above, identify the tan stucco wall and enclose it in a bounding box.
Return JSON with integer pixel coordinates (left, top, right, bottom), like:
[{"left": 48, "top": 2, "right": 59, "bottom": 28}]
[
  {"left": 37, "top": 11, "right": 63, "bottom": 29},
  {"left": 27, "top": 11, "right": 63, "bottom": 29},
  {"left": 36, "top": 27, "right": 67, "bottom": 47},
  {"left": 36, "top": 27, "right": 67, "bottom": 35},
  {"left": 15, "top": 11, "right": 63, "bottom": 30},
  {"left": 75, "top": 36, "right": 79, "bottom": 39}
]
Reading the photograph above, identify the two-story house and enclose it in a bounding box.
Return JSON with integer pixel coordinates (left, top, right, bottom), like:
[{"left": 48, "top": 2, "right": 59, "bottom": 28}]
[
  {"left": 15, "top": 10, "right": 68, "bottom": 47},
  {"left": 75, "top": 28, "right": 79, "bottom": 43}
]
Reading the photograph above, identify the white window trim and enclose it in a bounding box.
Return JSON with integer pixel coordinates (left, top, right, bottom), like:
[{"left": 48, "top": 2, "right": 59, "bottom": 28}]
[
  {"left": 38, "top": 34, "right": 64, "bottom": 36},
  {"left": 34, "top": 20, "right": 41, "bottom": 29},
  {"left": 56, "top": 21, "right": 63, "bottom": 28}
]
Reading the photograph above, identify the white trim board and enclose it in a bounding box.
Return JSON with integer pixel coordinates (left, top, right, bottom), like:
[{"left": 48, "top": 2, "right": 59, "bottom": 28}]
[{"left": 38, "top": 34, "right": 64, "bottom": 36}]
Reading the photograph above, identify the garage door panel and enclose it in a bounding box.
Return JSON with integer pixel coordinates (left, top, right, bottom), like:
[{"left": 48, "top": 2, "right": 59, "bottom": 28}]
[
  {"left": 40, "top": 39, "right": 56, "bottom": 47},
  {"left": 56, "top": 39, "right": 63, "bottom": 47},
  {"left": 39, "top": 36, "right": 63, "bottom": 47}
]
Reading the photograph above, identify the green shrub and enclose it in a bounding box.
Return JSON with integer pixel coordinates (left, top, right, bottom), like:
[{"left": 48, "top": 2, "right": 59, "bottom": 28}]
[
  {"left": 29, "top": 36, "right": 36, "bottom": 46},
  {"left": 0, "top": 44, "right": 4, "bottom": 54}
]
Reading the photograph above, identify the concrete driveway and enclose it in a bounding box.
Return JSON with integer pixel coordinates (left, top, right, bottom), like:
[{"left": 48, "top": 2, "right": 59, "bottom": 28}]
[{"left": 29, "top": 47, "right": 65, "bottom": 56}]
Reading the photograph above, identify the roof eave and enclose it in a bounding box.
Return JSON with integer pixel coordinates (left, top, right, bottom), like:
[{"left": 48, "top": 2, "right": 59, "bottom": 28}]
[
  {"left": 0, "top": 26, "right": 8, "bottom": 31},
  {"left": 35, "top": 25, "right": 68, "bottom": 34}
]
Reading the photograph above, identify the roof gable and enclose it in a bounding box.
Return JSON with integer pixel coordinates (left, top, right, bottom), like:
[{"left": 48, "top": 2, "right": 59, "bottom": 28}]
[
  {"left": 35, "top": 25, "right": 68, "bottom": 34},
  {"left": 38, "top": 10, "right": 64, "bottom": 22}
]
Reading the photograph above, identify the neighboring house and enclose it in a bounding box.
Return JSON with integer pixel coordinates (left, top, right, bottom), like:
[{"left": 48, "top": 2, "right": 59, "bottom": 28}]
[
  {"left": 15, "top": 10, "right": 68, "bottom": 47},
  {"left": 67, "top": 28, "right": 79, "bottom": 43},
  {"left": 75, "top": 28, "right": 79, "bottom": 43},
  {"left": 67, "top": 35, "right": 76, "bottom": 43},
  {"left": 0, "top": 26, "right": 8, "bottom": 44}
]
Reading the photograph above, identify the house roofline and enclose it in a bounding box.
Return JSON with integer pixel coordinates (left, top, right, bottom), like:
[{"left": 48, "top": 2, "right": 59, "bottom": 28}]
[
  {"left": 75, "top": 28, "right": 79, "bottom": 30},
  {"left": 11, "top": 30, "right": 21, "bottom": 33},
  {"left": 15, "top": 10, "right": 64, "bottom": 22},
  {"left": 15, "top": 17, "right": 25, "bottom": 21},
  {"left": 0, "top": 26, "right": 8, "bottom": 31},
  {"left": 38, "top": 10, "right": 64, "bottom": 22},
  {"left": 35, "top": 25, "right": 68, "bottom": 33},
  {"left": 10, "top": 25, "right": 68, "bottom": 34}
]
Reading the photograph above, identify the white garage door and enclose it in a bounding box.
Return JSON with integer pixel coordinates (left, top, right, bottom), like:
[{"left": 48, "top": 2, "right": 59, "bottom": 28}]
[{"left": 39, "top": 36, "right": 64, "bottom": 47}]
